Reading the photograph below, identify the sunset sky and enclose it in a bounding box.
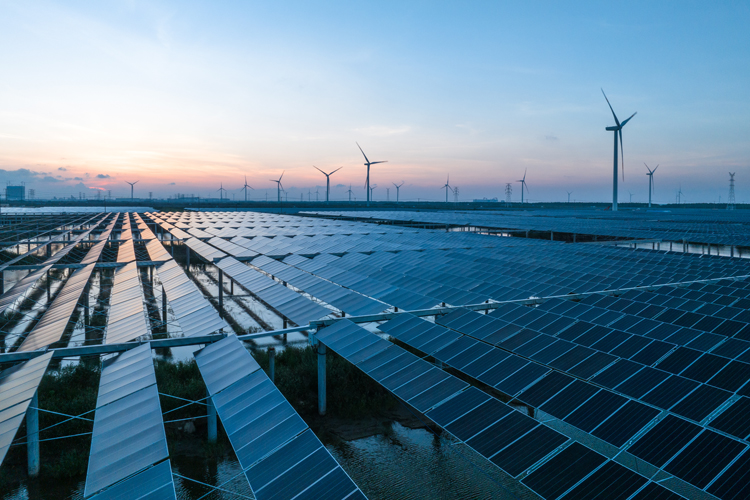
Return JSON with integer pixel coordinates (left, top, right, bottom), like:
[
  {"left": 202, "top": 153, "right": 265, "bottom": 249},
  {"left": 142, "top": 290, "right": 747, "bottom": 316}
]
[{"left": 1, "top": 1, "right": 748, "bottom": 203}]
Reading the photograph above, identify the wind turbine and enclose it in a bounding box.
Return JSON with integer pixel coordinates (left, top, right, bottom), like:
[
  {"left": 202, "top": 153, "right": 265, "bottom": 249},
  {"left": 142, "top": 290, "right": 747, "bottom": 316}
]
[
  {"left": 315, "top": 187, "right": 320, "bottom": 202},
  {"left": 676, "top": 185, "right": 683, "bottom": 204},
  {"left": 125, "top": 181, "right": 139, "bottom": 200},
  {"left": 313, "top": 166, "right": 342, "bottom": 202},
  {"left": 270, "top": 172, "right": 285, "bottom": 202},
  {"left": 242, "top": 176, "right": 254, "bottom": 202},
  {"left": 517, "top": 169, "right": 529, "bottom": 203},
  {"left": 567, "top": 191, "right": 572, "bottom": 203},
  {"left": 369, "top": 184, "right": 377, "bottom": 200},
  {"left": 602, "top": 89, "right": 637, "bottom": 211},
  {"left": 441, "top": 175, "right": 453, "bottom": 203},
  {"left": 356, "top": 143, "right": 387, "bottom": 204},
  {"left": 347, "top": 184, "right": 354, "bottom": 202},
  {"left": 216, "top": 183, "right": 228, "bottom": 201},
  {"left": 645, "top": 163, "right": 658, "bottom": 208},
  {"left": 393, "top": 181, "right": 404, "bottom": 202}
]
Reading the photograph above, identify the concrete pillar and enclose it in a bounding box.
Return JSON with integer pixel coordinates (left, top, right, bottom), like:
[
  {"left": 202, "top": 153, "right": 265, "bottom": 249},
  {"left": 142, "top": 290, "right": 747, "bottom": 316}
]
[
  {"left": 268, "top": 347, "right": 275, "bottom": 383},
  {"left": 186, "top": 246, "right": 190, "bottom": 267},
  {"left": 149, "top": 266, "right": 153, "bottom": 285},
  {"left": 283, "top": 318, "right": 287, "bottom": 329},
  {"left": 670, "top": 242, "right": 673, "bottom": 251},
  {"left": 550, "top": 232, "right": 554, "bottom": 241},
  {"left": 27, "top": 393, "right": 40, "bottom": 477},
  {"left": 731, "top": 246, "right": 734, "bottom": 257},
  {"left": 317, "top": 344, "right": 326, "bottom": 416},
  {"left": 652, "top": 242, "right": 655, "bottom": 250},
  {"left": 230, "top": 280, "right": 234, "bottom": 295},
  {"left": 218, "top": 269, "right": 224, "bottom": 317},
  {"left": 46, "top": 243, "right": 51, "bottom": 258},
  {"left": 206, "top": 390, "right": 217, "bottom": 443}
]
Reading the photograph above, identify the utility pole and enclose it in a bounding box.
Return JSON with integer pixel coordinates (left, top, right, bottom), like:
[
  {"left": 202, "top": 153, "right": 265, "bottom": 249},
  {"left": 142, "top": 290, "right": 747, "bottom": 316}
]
[
  {"left": 729, "top": 172, "right": 736, "bottom": 210},
  {"left": 505, "top": 183, "right": 512, "bottom": 204}
]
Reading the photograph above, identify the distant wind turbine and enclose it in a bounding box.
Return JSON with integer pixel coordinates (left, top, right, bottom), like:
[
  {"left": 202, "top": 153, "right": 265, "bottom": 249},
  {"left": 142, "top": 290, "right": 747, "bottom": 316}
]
[
  {"left": 313, "top": 166, "right": 342, "bottom": 202},
  {"left": 347, "top": 184, "right": 354, "bottom": 202},
  {"left": 645, "top": 163, "right": 658, "bottom": 208},
  {"left": 217, "top": 183, "right": 228, "bottom": 201},
  {"left": 125, "top": 181, "right": 139, "bottom": 200},
  {"left": 315, "top": 187, "right": 320, "bottom": 202},
  {"left": 242, "top": 176, "right": 254, "bottom": 202},
  {"left": 567, "top": 191, "right": 572, "bottom": 203},
  {"left": 676, "top": 185, "right": 683, "bottom": 204},
  {"left": 602, "top": 89, "right": 637, "bottom": 211},
  {"left": 356, "top": 143, "right": 387, "bottom": 204},
  {"left": 393, "top": 181, "right": 404, "bottom": 202},
  {"left": 517, "top": 169, "right": 529, "bottom": 203},
  {"left": 369, "top": 184, "right": 377, "bottom": 200},
  {"left": 628, "top": 191, "right": 634, "bottom": 203},
  {"left": 270, "top": 172, "right": 285, "bottom": 202},
  {"left": 441, "top": 175, "right": 453, "bottom": 203}
]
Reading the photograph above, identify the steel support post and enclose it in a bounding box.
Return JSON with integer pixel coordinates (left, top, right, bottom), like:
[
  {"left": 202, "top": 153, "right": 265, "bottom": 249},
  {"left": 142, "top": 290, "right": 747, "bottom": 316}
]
[
  {"left": 46, "top": 270, "right": 51, "bottom": 301},
  {"left": 207, "top": 390, "right": 217, "bottom": 443},
  {"left": 550, "top": 232, "right": 554, "bottom": 241},
  {"left": 573, "top": 233, "right": 576, "bottom": 243},
  {"left": 317, "top": 344, "right": 326, "bottom": 416},
  {"left": 186, "top": 245, "right": 190, "bottom": 267},
  {"left": 268, "top": 347, "right": 275, "bottom": 383},
  {"left": 230, "top": 280, "right": 234, "bottom": 295},
  {"left": 218, "top": 269, "right": 224, "bottom": 317},
  {"left": 0, "top": 271, "right": 3, "bottom": 295},
  {"left": 27, "top": 393, "right": 40, "bottom": 477},
  {"left": 731, "top": 246, "right": 734, "bottom": 257},
  {"left": 162, "top": 288, "right": 168, "bottom": 324}
]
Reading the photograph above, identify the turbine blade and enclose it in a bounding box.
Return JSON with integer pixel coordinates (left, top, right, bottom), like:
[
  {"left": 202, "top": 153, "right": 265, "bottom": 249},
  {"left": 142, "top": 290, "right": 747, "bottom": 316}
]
[
  {"left": 653, "top": 165, "right": 658, "bottom": 173},
  {"left": 279, "top": 171, "right": 284, "bottom": 181},
  {"left": 330, "top": 167, "right": 343, "bottom": 175},
  {"left": 601, "top": 89, "right": 620, "bottom": 126},
  {"left": 356, "top": 142, "right": 370, "bottom": 163},
  {"left": 370, "top": 161, "right": 387, "bottom": 165},
  {"left": 313, "top": 165, "right": 325, "bottom": 174},
  {"left": 523, "top": 168, "right": 527, "bottom": 182},
  {"left": 620, "top": 112, "right": 637, "bottom": 127}
]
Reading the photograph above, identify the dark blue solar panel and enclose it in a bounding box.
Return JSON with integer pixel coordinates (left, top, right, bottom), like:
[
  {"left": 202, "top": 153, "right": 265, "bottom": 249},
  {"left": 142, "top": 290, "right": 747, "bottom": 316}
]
[
  {"left": 444, "top": 399, "right": 513, "bottom": 441},
  {"left": 559, "top": 460, "right": 648, "bottom": 500},
  {"left": 591, "top": 360, "right": 643, "bottom": 389},
  {"left": 490, "top": 424, "right": 568, "bottom": 477},
  {"left": 664, "top": 429, "right": 746, "bottom": 489},
  {"left": 627, "top": 415, "right": 702, "bottom": 467},
  {"left": 540, "top": 381, "right": 599, "bottom": 420},
  {"left": 465, "top": 410, "right": 536, "bottom": 460},
  {"left": 517, "top": 371, "right": 575, "bottom": 408},
  {"left": 590, "top": 401, "right": 660, "bottom": 447},
  {"left": 522, "top": 443, "right": 606, "bottom": 500},
  {"left": 670, "top": 384, "right": 732, "bottom": 421},
  {"left": 707, "top": 447, "right": 750, "bottom": 500},
  {"left": 564, "top": 391, "right": 628, "bottom": 432}
]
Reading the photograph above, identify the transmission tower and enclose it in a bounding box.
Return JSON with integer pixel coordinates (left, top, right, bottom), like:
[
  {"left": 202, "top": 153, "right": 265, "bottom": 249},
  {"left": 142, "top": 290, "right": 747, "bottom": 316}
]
[
  {"left": 453, "top": 186, "right": 459, "bottom": 203},
  {"left": 728, "top": 172, "right": 736, "bottom": 210},
  {"left": 505, "top": 183, "right": 512, "bottom": 203}
]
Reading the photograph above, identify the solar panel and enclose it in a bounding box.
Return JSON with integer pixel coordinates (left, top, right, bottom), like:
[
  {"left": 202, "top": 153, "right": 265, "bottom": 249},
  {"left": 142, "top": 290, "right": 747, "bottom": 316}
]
[{"left": 88, "top": 460, "right": 176, "bottom": 500}]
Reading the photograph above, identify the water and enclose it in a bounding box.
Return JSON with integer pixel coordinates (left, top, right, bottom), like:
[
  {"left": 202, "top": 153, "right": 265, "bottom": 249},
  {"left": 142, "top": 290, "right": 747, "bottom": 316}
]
[{"left": 2, "top": 423, "right": 532, "bottom": 500}]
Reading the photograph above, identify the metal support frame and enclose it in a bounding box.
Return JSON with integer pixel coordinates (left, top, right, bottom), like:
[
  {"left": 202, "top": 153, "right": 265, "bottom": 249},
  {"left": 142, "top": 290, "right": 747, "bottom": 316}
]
[
  {"left": 162, "top": 287, "right": 168, "bottom": 324},
  {"left": 27, "top": 393, "right": 40, "bottom": 477},
  {"left": 218, "top": 269, "right": 224, "bottom": 317},
  {"left": 207, "top": 390, "right": 217, "bottom": 443},
  {"left": 268, "top": 347, "right": 275, "bottom": 383},
  {"left": 317, "top": 343, "right": 326, "bottom": 416}
]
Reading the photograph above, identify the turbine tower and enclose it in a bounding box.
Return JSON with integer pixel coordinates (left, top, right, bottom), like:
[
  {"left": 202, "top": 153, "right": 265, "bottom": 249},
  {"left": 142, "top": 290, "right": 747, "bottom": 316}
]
[
  {"left": 629, "top": 191, "right": 634, "bottom": 203},
  {"left": 567, "top": 191, "right": 572, "bottom": 203},
  {"left": 728, "top": 172, "right": 736, "bottom": 210},
  {"left": 602, "top": 89, "right": 637, "bottom": 211},
  {"left": 347, "top": 184, "right": 353, "bottom": 202},
  {"left": 441, "top": 175, "right": 453, "bottom": 203},
  {"left": 242, "top": 176, "right": 254, "bottom": 202},
  {"left": 517, "top": 169, "right": 529, "bottom": 203},
  {"left": 356, "top": 143, "right": 387, "bottom": 204},
  {"left": 393, "top": 181, "right": 404, "bottom": 202},
  {"left": 369, "top": 184, "right": 377, "bottom": 200},
  {"left": 217, "top": 183, "right": 227, "bottom": 201},
  {"left": 313, "top": 166, "right": 342, "bottom": 202},
  {"left": 270, "top": 171, "right": 285, "bottom": 202},
  {"left": 125, "top": 181, "right": 139, "bottom": 200},
  {"left": 676, "top": 185, "right": 683, "bottom": 204},
  {"left": 645, "top": 163, "right": 658, "bottom": 208}
]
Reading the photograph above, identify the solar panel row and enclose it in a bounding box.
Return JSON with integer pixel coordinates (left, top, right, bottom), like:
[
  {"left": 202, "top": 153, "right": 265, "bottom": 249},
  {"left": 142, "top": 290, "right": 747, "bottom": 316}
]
[{"left": 194, "top": 335, "right": 365, "bottom": 500}]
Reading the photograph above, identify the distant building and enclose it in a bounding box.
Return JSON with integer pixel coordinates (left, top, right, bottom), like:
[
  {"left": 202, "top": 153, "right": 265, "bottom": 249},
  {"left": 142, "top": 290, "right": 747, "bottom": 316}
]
[
  {"left": 472, "top": 197, "right": 498, "bottom": 203},
  {"left": 6, "top": 185, "right": 25, "bottom": 201}
]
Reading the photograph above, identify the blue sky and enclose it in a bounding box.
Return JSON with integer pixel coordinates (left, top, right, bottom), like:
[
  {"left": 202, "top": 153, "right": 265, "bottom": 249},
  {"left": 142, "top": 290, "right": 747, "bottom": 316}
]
[{"left": 0, "top": 1, "right": 748, "bottom": 202}]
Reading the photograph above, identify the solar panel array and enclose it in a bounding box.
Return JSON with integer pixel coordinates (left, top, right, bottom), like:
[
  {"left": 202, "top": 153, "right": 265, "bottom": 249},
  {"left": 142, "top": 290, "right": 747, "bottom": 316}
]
[
  {"left": 315, "top": 319, "right": 680, "bottom": 499},
  {"left": 84, "top": 343, "right": 173, "bottom": 498},
  {"left": 194, "top": 335, "right": 366, "bottom": 500},
  {"left": 307, "top": 209, "right": 750, "bottom": 246},
  {"left": 0, "top": 353, "right": 52, "bottom": 464}
]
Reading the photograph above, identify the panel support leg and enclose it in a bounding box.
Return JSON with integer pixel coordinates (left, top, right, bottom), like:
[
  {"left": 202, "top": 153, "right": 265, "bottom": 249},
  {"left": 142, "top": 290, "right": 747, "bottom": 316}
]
[
  {"left": 46, "top": 270, "right": 51, "bottom": 301},
  {"left": 268, "top": 347, "right": 275, "bottom": 383},
  {"left": 186, "top": 246, "right": 190, "bottom": 267},
  {"left": 162, "top": 287, "right": 168, "bottom": 326},
  {"left": 27, "top": 393, "right": 39, "bottom": 477},
  {"left": 218, "top": 269, "right": 224, "bottom": 317},
  {"left": 318, "top": 344, "right": 326, "bottom": 416},
  {"left": 207, "top": 390, "right": 217, "bottom": 443}
]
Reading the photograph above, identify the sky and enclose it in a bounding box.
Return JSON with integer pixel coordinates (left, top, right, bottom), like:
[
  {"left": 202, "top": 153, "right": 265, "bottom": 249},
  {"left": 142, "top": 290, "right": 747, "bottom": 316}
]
[{"left": 0, "top": 1, "right": 749, "bottom": 203}]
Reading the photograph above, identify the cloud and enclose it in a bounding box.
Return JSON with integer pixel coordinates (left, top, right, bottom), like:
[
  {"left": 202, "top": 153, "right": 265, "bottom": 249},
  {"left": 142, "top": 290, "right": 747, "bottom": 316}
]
[
  {"left": 96, "top": 174, "right": 111, "bottom": 179},
  {"left": 544, "top": 135, "right": 559, "bottom": 141},
  {"left": 335, "top": 183, "right": 346, "bottom": 188},
  {"left": 42, "top": 176, "right": 60, "bottom": 182},
  {"left": 74, "top": 177, "right": 83, "bottom": 181},
  {"left": 72, "top": 182, "right": 88, "bottom": 190},
  {"left": 168, "top": 182, "right": 176, "bottom": 185},
  {"left": 58, "top": 167, "right": 67, "bottom": 171}
]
